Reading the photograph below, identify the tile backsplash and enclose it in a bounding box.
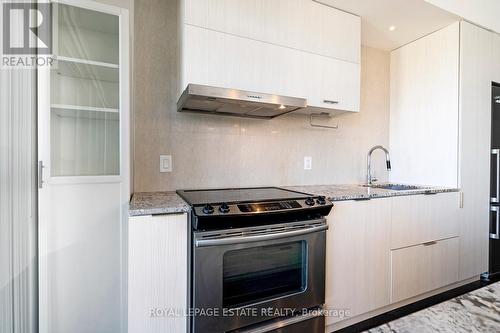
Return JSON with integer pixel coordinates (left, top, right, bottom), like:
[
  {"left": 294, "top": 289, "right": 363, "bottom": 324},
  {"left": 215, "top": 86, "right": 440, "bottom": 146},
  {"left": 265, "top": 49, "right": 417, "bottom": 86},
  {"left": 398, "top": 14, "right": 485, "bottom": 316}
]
[{"left": 133, "top": 0, "right": 390, "bottom": 192}]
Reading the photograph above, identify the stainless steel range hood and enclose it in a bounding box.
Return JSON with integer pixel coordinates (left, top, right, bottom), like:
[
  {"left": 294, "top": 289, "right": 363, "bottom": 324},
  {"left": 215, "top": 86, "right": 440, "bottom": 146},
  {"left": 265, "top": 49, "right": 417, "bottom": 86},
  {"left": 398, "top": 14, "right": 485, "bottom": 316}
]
[{"left": 177, "top": 84, "right": 307, "bottom": 119}]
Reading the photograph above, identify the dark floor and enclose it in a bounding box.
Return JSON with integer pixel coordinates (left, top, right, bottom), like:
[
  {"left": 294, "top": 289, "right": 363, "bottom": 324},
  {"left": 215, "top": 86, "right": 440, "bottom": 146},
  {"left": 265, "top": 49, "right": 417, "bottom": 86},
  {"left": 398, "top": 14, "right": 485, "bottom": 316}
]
[{"left": 334, "top": 274, "right": 500, "bottom": 333}]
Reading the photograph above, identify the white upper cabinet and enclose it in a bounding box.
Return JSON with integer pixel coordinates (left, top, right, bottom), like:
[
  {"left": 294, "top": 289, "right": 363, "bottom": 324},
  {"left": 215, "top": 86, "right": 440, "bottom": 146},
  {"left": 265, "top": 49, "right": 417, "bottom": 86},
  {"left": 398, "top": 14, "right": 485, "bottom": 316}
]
[
  {"left": 179, "top": 0, "right": 361, "bottom": 114},
  {"left": 182, "top": 0, "right": 360, "bottom": 63},
  {"left": 389, "top": 23, "right": 460, "bottom": 188},
  {"left": 493, "top": 33, "right": 500, "bottom": 83}
]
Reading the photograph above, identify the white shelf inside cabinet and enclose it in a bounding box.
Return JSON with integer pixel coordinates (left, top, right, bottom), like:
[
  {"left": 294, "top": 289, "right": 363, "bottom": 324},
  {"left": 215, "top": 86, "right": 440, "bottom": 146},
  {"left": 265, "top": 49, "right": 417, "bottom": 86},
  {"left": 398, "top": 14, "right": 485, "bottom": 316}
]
[
  {"left": 54, "top": 56, "right": 119, "bottom": 82},
  {"left": 51, "top": 104, "right": 119, "bottom": 120}
]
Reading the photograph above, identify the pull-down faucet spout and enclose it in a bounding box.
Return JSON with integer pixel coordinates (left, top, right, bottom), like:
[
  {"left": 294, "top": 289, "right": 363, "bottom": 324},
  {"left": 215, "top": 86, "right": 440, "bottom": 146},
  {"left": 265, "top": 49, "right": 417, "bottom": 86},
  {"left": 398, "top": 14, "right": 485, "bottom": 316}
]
[{"left": 367, "top": 145, "right": 391, "bottom": 185}]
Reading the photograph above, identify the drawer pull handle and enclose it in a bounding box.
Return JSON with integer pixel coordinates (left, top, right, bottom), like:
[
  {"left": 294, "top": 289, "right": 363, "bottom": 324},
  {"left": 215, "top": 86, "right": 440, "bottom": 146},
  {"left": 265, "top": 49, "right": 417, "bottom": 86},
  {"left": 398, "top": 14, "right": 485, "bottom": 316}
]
[
  {"left": 323, "top": 99, "right": 339, "bottom": 105},
  {"left": 423, "top": 241, "right": 437, "bottom": 246}
]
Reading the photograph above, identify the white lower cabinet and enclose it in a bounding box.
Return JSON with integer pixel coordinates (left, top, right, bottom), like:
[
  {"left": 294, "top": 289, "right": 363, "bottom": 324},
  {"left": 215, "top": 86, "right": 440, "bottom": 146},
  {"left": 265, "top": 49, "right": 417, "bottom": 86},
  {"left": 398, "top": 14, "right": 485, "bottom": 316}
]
[
  {"left": 391, "top": 192, "right": 460, "bottom": 249},
  {"left": 128, "top": 214, "right": 189, "bottom": 333},
  {"left": 391, "top": 237, "right": 459, "bottom": 303},
  {"left": 326, "top": 193, "right": 463, "bottom": 329},
  {"left": 325, "top": 199, "right": 391, "bottom": 326}
]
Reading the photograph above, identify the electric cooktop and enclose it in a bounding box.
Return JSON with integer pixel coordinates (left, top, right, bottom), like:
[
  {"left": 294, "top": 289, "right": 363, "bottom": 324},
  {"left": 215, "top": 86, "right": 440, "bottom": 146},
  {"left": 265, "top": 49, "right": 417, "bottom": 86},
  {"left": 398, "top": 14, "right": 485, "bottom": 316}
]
[
  {"left": 177, "top": 187, "right": 312, "bottom": 205},
  {"left": 177, "top": 187, "right": 333, "bottom": 230}
]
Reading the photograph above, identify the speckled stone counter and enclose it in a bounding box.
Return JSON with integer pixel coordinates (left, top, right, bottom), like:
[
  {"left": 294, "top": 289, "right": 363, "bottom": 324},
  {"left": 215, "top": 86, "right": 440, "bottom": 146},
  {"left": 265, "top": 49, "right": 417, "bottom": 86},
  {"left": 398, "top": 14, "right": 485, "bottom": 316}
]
[
  {"left": 286, "top": 184, "right": 459, "bottom": 201},
  {"left": 366, "top": 281, "right": 500, "bottom": 333},
  {"left": 129, "top": 191, "right": 190, "bottom": 216},
  {"left": 129, "top": 184, "right": 459, "bottom": 216}
]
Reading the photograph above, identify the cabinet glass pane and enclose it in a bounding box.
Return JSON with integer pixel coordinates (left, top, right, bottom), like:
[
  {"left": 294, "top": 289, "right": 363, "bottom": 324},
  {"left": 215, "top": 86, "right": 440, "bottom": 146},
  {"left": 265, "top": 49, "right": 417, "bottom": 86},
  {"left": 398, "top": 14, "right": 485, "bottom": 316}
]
[
  {"left": 56, "top": 4, "right": 119, "bottom": 64},
  {"left": 51, "top": 4, "right": 120, "bottom": 177}
]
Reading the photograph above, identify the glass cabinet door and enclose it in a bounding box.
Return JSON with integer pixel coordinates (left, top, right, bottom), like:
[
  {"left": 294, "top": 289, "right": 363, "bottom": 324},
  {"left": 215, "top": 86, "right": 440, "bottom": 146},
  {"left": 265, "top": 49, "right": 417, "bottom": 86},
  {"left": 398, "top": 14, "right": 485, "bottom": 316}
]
[{"left": 50, "top": 3, "right": 120, "bottom": 177}]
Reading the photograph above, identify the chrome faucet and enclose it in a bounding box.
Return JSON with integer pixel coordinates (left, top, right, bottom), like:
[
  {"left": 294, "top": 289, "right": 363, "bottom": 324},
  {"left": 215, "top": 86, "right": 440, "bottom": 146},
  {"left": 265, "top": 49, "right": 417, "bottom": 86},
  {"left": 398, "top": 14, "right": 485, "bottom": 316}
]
[{"left": 367, "top": 145, "right": 391, "bottom": 185}]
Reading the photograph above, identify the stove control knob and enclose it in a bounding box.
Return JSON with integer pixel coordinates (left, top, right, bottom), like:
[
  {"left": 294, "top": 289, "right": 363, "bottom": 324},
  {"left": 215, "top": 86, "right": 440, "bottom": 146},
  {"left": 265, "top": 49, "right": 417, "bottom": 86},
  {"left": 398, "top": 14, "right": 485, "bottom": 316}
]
[
  {"left": 202, "top": 204, "right": 214, "bottom": 214},
  {"left": 317, "top": 196, "right": 327, "bottom": 205},
  {"left": 219, "top": 202, "right": 230, "bottom": 214},
  {"left": 305, "top": 197, "right": 315, "bottom": 206}
]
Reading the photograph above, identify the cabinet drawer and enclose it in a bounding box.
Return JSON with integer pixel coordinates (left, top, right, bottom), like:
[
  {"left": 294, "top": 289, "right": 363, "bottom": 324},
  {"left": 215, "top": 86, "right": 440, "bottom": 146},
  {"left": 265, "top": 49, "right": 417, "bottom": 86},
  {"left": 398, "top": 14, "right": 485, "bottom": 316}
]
[
  {"left": 391, "top": 192, "right": 460, "bottom": 249},
  {"left": 183, "top": 0, "right": 360, "bottom": 63},
  {"left": 391, "top": 237, "right": 459, "bottom": 303}
]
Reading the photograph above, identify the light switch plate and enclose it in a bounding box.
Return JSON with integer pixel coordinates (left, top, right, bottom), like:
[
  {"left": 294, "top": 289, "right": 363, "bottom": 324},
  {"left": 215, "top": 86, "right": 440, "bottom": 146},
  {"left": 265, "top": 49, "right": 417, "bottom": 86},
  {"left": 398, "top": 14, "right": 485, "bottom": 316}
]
[
  {"left": 160, "top": 155, "right": 172, "bottom": 173},
  {"left": 304, "top": 156, "right": 312, "bottom": 170}
]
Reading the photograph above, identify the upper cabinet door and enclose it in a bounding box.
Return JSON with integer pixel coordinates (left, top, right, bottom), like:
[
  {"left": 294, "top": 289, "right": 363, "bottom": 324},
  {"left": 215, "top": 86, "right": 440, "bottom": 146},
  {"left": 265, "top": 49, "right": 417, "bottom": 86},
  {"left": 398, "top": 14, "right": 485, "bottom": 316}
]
[
  {"left": 182, "top": 0, "right": 361, "bottom": 64},
  {"left": 181, "top": 25, "right": 360, "bottom": 114},
  {"left": 48, "top": 3, "right": 121, "bottom": 178},
  {"left": 179, "top": 0, "right": 361, "bottom": 114},
  {"left": 493, "top": 33, "right": 500, "bottom": 83},
  {"left": 389, "top": 23, "right": 460, "bottom": 187},
  {"left": 309, "top": 56, "right": 360, "bottom": 112}
]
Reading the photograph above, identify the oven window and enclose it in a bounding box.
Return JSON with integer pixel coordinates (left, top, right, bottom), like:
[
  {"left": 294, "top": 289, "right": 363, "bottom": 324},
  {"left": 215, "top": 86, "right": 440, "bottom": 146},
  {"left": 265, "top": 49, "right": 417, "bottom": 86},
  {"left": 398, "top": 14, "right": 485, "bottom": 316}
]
[{"left": 223, "top": 241, "right": 306, "bottom": 308}]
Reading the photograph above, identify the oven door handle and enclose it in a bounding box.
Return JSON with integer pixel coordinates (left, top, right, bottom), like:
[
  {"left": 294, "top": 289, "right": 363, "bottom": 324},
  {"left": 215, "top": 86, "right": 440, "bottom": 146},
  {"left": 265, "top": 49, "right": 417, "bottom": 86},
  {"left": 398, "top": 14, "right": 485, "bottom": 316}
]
[{"left": 195, "top": 224, "right": 328, "bottom": 247}]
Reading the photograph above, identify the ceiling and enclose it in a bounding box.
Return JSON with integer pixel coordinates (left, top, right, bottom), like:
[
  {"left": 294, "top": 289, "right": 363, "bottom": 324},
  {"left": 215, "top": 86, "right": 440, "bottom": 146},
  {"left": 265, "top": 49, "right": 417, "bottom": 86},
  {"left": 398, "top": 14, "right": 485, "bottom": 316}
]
[{"left": 315, "top": 0, "right": 460, "bottom": 50}]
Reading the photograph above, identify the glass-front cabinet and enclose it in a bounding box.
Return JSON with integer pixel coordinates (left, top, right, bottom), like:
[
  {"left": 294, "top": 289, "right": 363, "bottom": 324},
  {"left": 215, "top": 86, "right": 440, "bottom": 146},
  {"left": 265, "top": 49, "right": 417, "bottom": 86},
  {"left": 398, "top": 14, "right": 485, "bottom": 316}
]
[
  {"left": 50, "top": 3, "right": 121, "bottom": 177},
  {"left": 37, "top": 1, "right": 129, "bottom": 333}
]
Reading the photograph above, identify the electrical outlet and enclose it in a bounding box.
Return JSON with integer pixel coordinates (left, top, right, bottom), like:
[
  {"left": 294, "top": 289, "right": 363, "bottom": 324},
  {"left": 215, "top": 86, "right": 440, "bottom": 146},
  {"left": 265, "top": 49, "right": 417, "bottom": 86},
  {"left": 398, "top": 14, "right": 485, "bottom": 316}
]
[
  {"left": 160, "top": 155, "right": 172, "bottom": 173},
  {"left": 304, "top": 156, "right": 312, "bottom": 170}
]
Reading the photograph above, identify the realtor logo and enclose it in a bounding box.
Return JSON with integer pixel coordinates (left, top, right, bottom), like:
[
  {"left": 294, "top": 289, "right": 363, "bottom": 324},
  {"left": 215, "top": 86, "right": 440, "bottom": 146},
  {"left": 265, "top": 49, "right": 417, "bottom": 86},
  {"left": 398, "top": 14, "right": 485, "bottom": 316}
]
[
  {"left": 2, "top": 1, "right": 54, "bottom": 68},
  {"left": 3, "top": 2, "right": 51, "bottom": 54}
]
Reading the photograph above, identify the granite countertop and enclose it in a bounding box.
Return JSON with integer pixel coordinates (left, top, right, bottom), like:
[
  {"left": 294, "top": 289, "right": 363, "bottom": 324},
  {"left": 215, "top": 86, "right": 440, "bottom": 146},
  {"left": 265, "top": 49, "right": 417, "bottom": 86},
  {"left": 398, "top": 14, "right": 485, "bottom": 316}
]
[
  {"left": 129, "top": 184, "right": 459, "bottom": 217},
  {"left": 366, "top": 281, "right": 500, "bottom": 332},
  {"left": 286, "top": 183, "right": 459, "bottom": 201},
  {"left": 129, "top": 191, "right": 190, "bottom": 216}
]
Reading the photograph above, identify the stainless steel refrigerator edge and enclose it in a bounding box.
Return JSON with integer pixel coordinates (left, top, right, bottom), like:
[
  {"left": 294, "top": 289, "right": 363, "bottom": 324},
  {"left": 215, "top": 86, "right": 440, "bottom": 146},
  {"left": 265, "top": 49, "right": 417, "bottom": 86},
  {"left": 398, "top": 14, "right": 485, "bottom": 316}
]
[{"left": 489, "top": 85, "right": 500, "bottom": 276}]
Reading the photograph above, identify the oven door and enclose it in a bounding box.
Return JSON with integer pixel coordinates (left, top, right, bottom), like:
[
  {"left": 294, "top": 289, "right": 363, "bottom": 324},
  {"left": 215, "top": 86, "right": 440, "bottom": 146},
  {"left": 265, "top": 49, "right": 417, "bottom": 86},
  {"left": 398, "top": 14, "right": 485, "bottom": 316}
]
[{"left": 192, "top": 219, "right": 327, "bottom": 333}]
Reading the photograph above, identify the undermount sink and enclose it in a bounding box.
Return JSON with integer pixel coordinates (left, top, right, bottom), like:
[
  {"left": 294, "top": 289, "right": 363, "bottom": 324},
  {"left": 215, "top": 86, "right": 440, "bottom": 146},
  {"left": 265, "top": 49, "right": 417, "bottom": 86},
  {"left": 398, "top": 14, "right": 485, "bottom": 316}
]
[{"left": 362, "top": 184, "right": 428, "bottom": 191}]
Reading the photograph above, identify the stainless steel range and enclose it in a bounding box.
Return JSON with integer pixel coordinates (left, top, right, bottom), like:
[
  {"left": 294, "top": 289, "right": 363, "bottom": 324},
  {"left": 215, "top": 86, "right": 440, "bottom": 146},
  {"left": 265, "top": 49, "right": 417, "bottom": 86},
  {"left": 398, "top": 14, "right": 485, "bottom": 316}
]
[{"left": 177, "top": 187, "right": 333, "bottom": 333}]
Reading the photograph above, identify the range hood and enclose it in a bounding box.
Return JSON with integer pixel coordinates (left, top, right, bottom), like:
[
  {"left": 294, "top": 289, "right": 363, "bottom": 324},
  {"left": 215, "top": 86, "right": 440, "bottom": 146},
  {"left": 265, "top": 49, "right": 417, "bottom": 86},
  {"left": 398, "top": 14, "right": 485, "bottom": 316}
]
[{"left": 177, "top": 84, "right": 307, "bottom": 119}]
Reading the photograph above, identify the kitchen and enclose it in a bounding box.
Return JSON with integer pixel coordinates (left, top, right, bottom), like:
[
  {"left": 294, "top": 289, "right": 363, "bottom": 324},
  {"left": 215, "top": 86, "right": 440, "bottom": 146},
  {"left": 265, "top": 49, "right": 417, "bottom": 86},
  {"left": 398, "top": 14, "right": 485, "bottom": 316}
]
[{"left": 2, "top": 0, "right": 500, "bottom": 333}]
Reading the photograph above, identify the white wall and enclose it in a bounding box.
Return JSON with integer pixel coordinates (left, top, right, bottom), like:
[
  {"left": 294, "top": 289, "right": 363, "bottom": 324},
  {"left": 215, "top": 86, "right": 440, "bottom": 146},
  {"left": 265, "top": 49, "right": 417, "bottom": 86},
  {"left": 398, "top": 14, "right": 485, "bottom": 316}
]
[
  {"left": 425, "top": 0, "right": 500, "bottom": 33},
  {"left": 134, "top": 0, "right": 391, "bottom": 192}
]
